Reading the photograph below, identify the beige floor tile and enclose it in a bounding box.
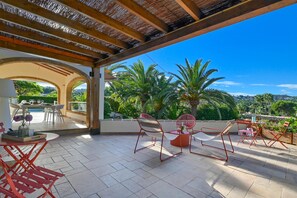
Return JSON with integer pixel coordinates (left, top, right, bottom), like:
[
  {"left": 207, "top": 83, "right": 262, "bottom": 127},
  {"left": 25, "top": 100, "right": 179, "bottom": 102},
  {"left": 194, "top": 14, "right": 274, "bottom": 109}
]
[
  {"left": 67, "top": 170, "right": 107, "bottom": 197},
  {"left": 135, "top": 189, "right": 153, "bottom": 198},
  {"left": 99, "top": 175, "right": 118, "bottom": 187},
  {"left": 121, "top": 179, "right": 143, "bottom": 193},
  {"left": 146, "top": 180, "right": 193, "bottom": 198},
  {"left": 97, "top": 183, "right": 133, "bottom": 198},
  {"left": 111, "top": 169, "right": 137, "bottom": 182}
]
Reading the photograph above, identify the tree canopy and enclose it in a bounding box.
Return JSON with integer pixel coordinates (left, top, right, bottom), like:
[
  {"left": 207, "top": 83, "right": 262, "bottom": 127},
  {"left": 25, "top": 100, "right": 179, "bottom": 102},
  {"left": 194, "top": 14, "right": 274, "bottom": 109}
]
[{"left": 14, "top": 80, "right": 43, "bottom": 96}]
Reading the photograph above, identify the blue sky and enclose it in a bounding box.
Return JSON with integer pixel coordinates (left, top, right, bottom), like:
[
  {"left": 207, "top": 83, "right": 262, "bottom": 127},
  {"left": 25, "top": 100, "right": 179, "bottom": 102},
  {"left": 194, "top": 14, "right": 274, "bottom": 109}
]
[{"left": 122, "top": 4, "right": 297, "bottom": 96}]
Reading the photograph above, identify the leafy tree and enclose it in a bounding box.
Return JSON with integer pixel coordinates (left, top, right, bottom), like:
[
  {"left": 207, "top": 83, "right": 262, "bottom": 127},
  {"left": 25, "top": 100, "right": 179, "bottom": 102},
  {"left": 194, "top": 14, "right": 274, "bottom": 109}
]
[
  {"left": 72, "top": 92, "right": 87, "bottom": 102},
  {"left": 271, "top": 100, "right": 297, "bottom": 116},
  {"left": 47, "top": 90, "right": 57, "bottom": 97},
  {"left": 14, "top": 80, "right": 43, "bottom": 96},
  {"left": 170, "top": 59, "right": 236, "bottom": 118},
  {"left": 251, "top": 93, "right": 274, "bottom": 115},
  {"left": 236, "top": 100, "right": 252, "bottom": 114},
  {"left": 43, "top": 86, "right": 56, "bottom": 95}
]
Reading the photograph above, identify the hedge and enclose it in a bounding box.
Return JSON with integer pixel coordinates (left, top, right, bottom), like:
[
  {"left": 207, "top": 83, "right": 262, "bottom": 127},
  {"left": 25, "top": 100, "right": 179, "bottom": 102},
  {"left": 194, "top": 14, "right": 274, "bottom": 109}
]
[{"left": 18, "top": 96, "right": 57, "bottom": 104}]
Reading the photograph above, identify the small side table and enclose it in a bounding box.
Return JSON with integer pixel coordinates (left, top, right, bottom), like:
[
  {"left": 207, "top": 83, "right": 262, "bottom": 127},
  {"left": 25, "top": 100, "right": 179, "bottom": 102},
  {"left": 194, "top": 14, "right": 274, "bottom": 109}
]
[{"left": 170, "top": 130, "right": 190, "bottom": 147}]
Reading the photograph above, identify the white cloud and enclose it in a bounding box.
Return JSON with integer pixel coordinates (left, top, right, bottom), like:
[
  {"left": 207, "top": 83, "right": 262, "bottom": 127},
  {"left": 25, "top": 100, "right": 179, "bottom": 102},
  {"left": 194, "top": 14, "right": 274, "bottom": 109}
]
[
  {"left": 277, "top": 84, "right": 297, "bottom": 89},
  {"left": 280, "top": 89, "right": 291, "bottom": 95},
  {"left": 250, "top": 83, "right": 270, "bottom": 86},
  {"left": 229, "top": 92, "right": 255, "bottom": 96},
  {"left": 213, "top": 81, "right": 241, "bottom": 87}
]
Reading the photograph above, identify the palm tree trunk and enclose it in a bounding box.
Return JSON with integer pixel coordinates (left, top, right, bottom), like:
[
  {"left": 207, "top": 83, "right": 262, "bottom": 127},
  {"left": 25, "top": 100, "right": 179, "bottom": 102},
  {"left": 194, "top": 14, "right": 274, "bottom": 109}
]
[
  {"left": 141, "top": 100, "right": 146, "bottom": 113},
  {"left": 191, "top": 105, "right": 198, "bottom": 117}
]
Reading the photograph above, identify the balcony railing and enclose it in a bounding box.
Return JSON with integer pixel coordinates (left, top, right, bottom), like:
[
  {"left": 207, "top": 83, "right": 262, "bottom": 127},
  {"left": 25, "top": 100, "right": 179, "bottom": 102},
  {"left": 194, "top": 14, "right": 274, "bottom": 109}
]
[{"left": 68, "top": 101, "right": 86, "bottom": 113}]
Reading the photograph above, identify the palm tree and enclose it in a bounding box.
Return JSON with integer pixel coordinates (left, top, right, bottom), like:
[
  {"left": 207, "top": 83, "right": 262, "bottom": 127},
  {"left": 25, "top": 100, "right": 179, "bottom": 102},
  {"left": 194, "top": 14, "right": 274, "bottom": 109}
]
[
  {"left": 109, "top": 60, "right": 160, "bottom": 112},
  {"left": 170, "top": 59, "right": 235, "bottom": 118},
  {"left": 150, "top": 74, "right": 178, "bottom": 118}
]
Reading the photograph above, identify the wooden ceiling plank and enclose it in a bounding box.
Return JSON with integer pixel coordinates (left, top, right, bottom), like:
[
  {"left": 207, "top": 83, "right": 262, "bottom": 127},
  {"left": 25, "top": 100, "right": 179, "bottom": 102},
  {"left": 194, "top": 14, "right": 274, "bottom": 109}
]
[
  {"left": 56, "top": 0, "right": 146, "bottom": 42},
  {"left": 176, "top": 0, "right": 202, "bottom": 20},
  {"left": 35, "top": 63, "right": 68, "bottom": 76},
  {"left": 116, "top": 0, "right": 169, "bottom": 33},
  {"left": 1, "top": 0, "right": 129, "bottom": 49},
  {"left": 0, "top": 36, "right": 92, "bottom": 61},
  {"left": 0, "top": 11, "right": 115, "bottom": 54},
  {"left": 0, "top": 36, "right": 93, "bottom": 67},
  {"left": 96, "top": 0, "right": 296, "bottom": 67},
  {"left": 42, "top": 63, "right": 73, "bottom": 75},
  {"left": 0, "top": 23, "right": 103, "bottom": 59}
]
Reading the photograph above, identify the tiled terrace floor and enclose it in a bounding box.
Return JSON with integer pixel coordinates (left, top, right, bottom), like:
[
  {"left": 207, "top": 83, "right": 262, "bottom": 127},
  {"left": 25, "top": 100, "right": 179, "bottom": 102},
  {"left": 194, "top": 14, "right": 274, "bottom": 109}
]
[
  {"left": 35, "top": 134, "right": 297, "bottom": 198},
  {"left": 12, "top": 112, "right": 87, "bottom": 132}
]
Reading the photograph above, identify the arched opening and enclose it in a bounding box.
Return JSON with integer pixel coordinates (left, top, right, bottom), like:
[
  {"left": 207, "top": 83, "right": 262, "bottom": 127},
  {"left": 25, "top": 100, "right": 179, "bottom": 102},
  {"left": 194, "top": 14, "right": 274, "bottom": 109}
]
[
  {"left": 0, "top": 58, "right": 91, "bottom": 131},
  {"left": 67, "top": 78, "right": 87, "bottom": 114}
]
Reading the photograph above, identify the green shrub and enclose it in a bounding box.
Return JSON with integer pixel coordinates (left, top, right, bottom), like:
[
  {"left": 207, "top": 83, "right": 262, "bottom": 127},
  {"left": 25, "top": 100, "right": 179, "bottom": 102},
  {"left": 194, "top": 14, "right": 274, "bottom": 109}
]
[
  {"left": 263, "top": 118, "right": 297, "bottom": 133},
  {"left": 197, "top": 104, "right": 238, "bottom": 120}
]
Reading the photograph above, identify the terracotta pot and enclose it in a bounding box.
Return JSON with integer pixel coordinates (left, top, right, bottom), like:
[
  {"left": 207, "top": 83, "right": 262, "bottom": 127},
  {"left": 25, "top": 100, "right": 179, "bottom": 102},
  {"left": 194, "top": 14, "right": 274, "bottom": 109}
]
[{"left": 262, "top": 129, "right": 292, "bottom": 144}]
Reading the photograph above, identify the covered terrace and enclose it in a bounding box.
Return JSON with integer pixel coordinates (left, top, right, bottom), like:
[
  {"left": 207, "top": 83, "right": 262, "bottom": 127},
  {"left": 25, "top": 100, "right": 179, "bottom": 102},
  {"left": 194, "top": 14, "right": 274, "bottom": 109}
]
[{"left": 0, "top": 0, "right": 297, "bottom": 197}]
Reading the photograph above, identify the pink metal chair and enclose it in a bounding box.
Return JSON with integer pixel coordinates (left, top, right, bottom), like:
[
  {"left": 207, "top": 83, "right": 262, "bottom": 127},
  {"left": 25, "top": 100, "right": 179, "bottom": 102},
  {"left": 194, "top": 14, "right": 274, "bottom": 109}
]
[
  {"left": 268, "top": 121, "right": 290, "bottom": 149},
  {"left": 189, "top": 120, "right": 235, "bottom": 161},
  {"left": 0, "top": 156, "right": 64, "bottom": 198},
  {"left": 134, "top": 117, "right": 182, "bottom": 162},
  {"left": 140, "top": 113, "right": 154, "bottom": 119},
  {"left": 237, "top": 125, "right": 267, "bottom": 147},
  {"left": 176, "top": 114, "right": 196, "bottom": 133}
]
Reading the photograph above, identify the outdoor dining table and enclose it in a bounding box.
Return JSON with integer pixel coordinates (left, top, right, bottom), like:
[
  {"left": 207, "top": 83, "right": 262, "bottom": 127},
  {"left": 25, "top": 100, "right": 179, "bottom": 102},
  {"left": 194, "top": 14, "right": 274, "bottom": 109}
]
[
  {"left": 0, "top": 132, "right": 59, "bottom": 177},
  {"left": 19, "top": 104, "right": 59, "bottom": 125},
  {"left": 0, "top": 132, "right": 63, "bottom": 197}
]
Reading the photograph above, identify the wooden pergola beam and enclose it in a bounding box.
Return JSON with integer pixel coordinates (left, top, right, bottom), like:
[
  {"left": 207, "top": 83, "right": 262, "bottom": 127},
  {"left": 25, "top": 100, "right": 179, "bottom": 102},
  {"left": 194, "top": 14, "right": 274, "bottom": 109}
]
[
  {"left": 116, "top": 0, "right": 169, "bottom": 33},
  {"left": 56, "top": 0, "right": 146, "bottom": 42},
  {"left": 0, "top": 36, "right": 93, "bottom": 67},
  {"left": 96, "top": 0, "right": 296, "bottom": 67},
  {"left": 1, "top": 0, "right": 129, "bottom": 49},
  {"left": 0, "top": 11, "right": 115, "bottom": 54},
  {"left": 176, "top": 0, "right": 202, "bottom": 20},
  {"left": 0, "top": 23, "right": 103, "bottom": 59}
]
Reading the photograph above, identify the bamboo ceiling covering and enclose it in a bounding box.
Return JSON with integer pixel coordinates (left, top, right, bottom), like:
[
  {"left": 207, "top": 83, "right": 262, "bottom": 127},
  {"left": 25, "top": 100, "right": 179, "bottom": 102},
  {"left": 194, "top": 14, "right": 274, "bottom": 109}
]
[{"left": 0, "top": 0, "right": 296, "bottom": 68}]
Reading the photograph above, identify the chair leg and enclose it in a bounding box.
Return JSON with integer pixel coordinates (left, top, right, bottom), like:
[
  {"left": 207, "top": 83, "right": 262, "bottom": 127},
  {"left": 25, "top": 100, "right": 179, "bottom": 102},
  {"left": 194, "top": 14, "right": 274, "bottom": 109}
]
[
  {"left": 221, "top": 135, "right": 229, "bottom": 161},
  {"left": 190, "top": 134, "right": 233, "bottom": 161},
  {"left": 269, "top": 135, "right": 288, "bottom": 149},
  {"left": 160, "top": 133, "right": 182, "bottom": 162},
  {"left": 134, "top": 130, "right": 156, "bottom": 153}
]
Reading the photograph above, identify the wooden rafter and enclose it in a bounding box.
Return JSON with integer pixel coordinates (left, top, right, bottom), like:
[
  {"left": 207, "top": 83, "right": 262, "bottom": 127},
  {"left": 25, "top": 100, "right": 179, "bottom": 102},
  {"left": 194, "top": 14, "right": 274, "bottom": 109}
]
[
  {"left": 176, "top": 0, "right": 202, "bottom": 20},
  {"left": 1, "top": 0, "right": 129, "bottom": 49},
  {"left": 0, "top": 36, "right": 93, "bottom": 66},
  {"left": 96, "top": 0, "right": 295, "bottom": 67},
  {"left": 0, "top": 11, "right": 115, "bottom": 54},
  {"left": 35, "top": 63, "right": 69, "bottom": 76},
  {"left": 0, "top": 23, "right": 103, "bottom": 59},
  {"left": 116, "top": 0, "right": 169, "bottom": 33},
  {"left": 56, "top": 0, "right": 146, "bottom": 42}
]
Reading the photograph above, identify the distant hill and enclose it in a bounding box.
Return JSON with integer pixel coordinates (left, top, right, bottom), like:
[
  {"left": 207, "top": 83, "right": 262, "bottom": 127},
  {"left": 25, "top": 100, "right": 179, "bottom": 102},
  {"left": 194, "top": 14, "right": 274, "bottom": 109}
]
[
  {"left": 234, "top": 94, "right": 297, "bottom": 102},
  {"left": 72, "top": 88, "right": 86, "bottom": 94}
]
